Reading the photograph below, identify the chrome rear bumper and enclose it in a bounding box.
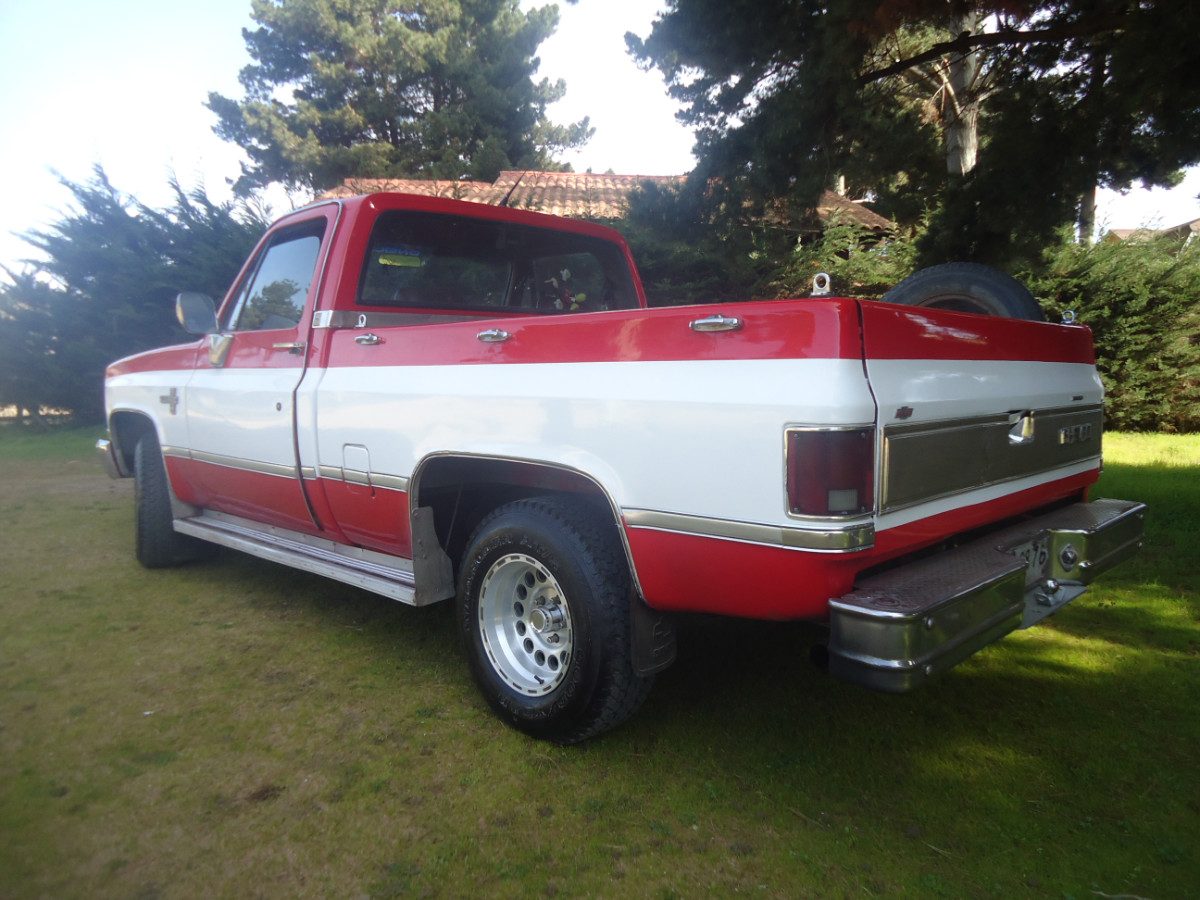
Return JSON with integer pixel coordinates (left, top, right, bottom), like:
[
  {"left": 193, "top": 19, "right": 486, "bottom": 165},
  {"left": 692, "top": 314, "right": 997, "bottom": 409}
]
[{"left": 827, "top": 499, "right": 1146, "bottom": 692}]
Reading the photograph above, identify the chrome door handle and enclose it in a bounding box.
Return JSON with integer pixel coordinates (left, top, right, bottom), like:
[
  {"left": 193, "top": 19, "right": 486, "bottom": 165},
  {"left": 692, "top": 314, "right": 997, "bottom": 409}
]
[
  {"left": 689, "top": 314, "right": 742, "bottom": 333},
  {"left": 477, "top": 329, "right": 511, "bottom": 343},
  {"left": 355, "top": 333, "right": 384, "bottom": 346},
  {"left": 271, "top": 341, "right": 306, "bottom": 353}
]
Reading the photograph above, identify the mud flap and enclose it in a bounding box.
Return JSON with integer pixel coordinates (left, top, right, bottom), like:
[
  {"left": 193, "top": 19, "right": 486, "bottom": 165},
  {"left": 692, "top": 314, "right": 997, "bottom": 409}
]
[
  {"left": 631, "top": 597, "right": 676, "bottom": 676},
  {"left": 412, "top": 506, "right": 455, "bottom": 605}
]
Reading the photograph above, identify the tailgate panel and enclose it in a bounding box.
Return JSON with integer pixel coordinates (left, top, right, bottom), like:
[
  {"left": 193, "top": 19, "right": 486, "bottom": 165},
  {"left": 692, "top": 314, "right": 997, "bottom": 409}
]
[
  {"left": 881, "top": 405, "right": 1103, "bottom": 512},
  {"left": 860, "top": 301, "right": 1105, "bottom": 522}
]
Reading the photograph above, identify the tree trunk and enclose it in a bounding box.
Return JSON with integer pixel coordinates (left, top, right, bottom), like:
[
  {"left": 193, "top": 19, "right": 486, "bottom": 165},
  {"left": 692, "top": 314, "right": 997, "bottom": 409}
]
[
  {"left": 1077, "top": 183, "right": 1097, "bottom": 245},
  {"left": 945, "top": 11, "right": 982, "bottom": 176},
  {"left": 1076, "top": 49, "right": 1109, "bottom": 244}
]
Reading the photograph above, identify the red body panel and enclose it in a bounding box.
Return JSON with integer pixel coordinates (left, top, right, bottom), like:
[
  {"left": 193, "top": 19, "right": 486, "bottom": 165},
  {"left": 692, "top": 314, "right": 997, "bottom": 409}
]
[
  {"left": 318, "top": 480, "right": 411, "bottom": 557},
  {"left": 167, "top": 459, "right": 319, "bottom": 535},
  {"left": 318, "top": 297, "right": 863, "bottom": 368},
  {"left": 106, "top": 343, "right": 201, "bottom": 378},
  {"left": 628, "top": 469, "right": 1097, "bottom": 620},
  {"left": 860, "top": 301, "right": 1095, "bottom": 364},
  {"left": 624, "top": 527, "right": 865, "bottom": 620}
]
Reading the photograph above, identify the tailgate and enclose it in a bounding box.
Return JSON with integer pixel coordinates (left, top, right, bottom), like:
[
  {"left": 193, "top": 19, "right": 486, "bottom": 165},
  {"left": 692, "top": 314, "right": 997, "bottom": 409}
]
[{"left": 859, "top": 301, "right": 1104, "bottom": 527}]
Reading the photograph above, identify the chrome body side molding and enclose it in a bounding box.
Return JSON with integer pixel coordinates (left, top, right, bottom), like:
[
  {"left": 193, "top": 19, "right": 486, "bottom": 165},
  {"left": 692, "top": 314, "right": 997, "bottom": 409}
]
[
  {"left": 161, "top": 445, "right": 297, "bottom": 479},
  {"left": 316, "top": 464, "right": 410, "bottom": 492},
  {"left": 173, "top": 511, "right": 419, "bottom": 605},
  {"left": 623, "top": 508, "right": 875, "bottom": 553},
  {"left": 190, "top": 449, "right": 298, "bottom": 479},
  {"left": 312, "top": 310, "right": 477, "bottom": 329},
  {"left": 163, "top": 447, "right": 412, "bottom": 491}
]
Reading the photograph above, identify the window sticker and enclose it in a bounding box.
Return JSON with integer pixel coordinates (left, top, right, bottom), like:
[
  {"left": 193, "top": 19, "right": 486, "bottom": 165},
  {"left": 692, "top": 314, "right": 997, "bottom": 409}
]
[{"left": 375, "top": 245, "right": 425, "bottom": 268}]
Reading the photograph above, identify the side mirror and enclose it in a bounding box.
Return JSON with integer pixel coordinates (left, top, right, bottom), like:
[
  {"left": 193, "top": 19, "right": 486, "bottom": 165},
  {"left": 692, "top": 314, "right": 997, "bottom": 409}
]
[{"left": 175, "top": 292, "right": 218, "bottom": 335}]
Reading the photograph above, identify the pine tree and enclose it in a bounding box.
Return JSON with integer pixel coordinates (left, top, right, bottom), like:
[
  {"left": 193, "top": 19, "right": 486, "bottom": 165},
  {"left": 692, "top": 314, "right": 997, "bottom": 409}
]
[
  {"left": 209, "top": 0, "right": 593, "bottom": 193},
  {"left": 629, "top": 1, "right": 1200, "bottom": 266},
  {"left": 1, "top": 169, "right": 268, "bottom": 422}
]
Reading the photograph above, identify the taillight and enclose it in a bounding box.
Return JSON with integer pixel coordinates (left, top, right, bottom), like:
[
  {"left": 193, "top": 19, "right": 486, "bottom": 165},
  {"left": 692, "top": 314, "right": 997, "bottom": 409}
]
[{"left": 786, "top": 428, "right": 875, "bottom": 517}]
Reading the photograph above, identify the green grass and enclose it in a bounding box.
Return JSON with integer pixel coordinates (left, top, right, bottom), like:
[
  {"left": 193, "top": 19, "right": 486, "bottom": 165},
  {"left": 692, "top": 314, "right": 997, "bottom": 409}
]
[
  {"left": 1, "top": 430, "right": 1196, "bottom": 897},
  {"left": 0, "top": 424, "right": 104, "bottom": 460}
]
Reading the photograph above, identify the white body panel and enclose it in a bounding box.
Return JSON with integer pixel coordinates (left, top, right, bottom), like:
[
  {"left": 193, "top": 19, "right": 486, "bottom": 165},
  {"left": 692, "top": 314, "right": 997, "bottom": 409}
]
[
  {"left": 302, "top": 357, "right": 877, "bottom": 527},
  {"left": 868, "top": 358, "right": 1103, "bottom": 532},
  {"left": 187, "top": 367, "right": 305, "bottom": 469},
  {"left": 105, "top": 370, "right": 193, "bottom": 451},
  {"left": 110, "top": 353, "right": 1103, "bottom": 536},
  {"left": 866, "top": 359, "right": 1104, "bottom": 422}
]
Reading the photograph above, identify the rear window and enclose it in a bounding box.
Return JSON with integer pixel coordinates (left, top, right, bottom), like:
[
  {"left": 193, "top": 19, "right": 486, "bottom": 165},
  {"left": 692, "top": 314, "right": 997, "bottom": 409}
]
[{"left": 358, "top": 211, "right": 637, "bottom": 314}]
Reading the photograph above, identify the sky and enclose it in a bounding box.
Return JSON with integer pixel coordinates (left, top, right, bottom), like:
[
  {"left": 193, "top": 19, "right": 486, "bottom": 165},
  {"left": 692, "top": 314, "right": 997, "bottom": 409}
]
[{"left": 1, "top": 0, "right": 1197, "bottom": 278}]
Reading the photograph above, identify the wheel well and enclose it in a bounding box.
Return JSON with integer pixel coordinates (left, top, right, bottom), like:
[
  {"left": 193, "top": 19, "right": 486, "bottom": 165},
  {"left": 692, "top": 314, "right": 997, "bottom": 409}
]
[
  {"left": 109, "top": 411, "right": 158, "bottom": 476},
  {"left": 411, "top": 456, "right": 623, "bottom": 576},
  {"left": 413, "top": 455, "right": 676, "bottom": 677}
]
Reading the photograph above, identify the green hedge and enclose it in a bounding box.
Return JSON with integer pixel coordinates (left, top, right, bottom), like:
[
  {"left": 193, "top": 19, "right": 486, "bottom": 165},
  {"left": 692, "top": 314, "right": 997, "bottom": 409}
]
[{"left": 1020, "top": 235, "right": 1200, "bottom": 433}]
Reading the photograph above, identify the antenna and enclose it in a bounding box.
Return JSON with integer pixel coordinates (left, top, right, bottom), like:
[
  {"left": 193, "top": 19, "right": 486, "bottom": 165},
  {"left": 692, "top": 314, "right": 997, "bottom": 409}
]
[{"left": 497, "top": 171, "right": 527, "bottom": 208}]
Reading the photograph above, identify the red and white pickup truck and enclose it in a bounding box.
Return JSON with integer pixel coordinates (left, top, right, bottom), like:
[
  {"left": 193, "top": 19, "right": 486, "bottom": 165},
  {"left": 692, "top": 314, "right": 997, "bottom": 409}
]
[{"left": 99, "top": 192, "right": 1145, "bottom": 742}]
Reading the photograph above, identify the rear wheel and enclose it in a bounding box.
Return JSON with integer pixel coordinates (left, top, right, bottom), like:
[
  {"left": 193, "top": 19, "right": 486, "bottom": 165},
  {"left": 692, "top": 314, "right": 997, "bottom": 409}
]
[
  {"left": 883, "top": 262, "right": 1045, "bottom": 320},
  {"left": 133, "top": 433, "right": 209, "bottom": 568},
  {"left": 457, "top": 497, "right": 653, "bottom": 743}
]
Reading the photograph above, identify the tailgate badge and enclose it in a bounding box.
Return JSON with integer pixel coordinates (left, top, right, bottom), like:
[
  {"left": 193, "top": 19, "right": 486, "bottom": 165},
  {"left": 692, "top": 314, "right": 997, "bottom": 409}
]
[
  {"left": 894, "top": 406, "right": 914, "bottom": 420},
  {"left": 1058, "top": 423, "right": 1094, "bottom": 445}
]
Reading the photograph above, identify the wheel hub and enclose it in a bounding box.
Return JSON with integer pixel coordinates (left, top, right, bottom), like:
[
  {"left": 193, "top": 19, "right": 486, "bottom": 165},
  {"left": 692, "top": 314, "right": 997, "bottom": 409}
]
[
  {"left": 477, "top": 553, "right": 574, "bottom": 696},
  {"left": 528, "top": 604, "right": 565, "bottom": 634}
]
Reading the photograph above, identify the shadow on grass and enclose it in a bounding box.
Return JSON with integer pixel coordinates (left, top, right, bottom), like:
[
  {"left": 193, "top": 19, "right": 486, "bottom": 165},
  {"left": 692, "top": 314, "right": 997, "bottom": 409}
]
[{"left": 100, "top": 451, "right": 1197, "bottom": 893}]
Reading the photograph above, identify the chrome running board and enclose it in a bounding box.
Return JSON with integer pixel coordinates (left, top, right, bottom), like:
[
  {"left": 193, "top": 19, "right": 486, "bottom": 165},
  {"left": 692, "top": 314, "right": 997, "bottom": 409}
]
[{"left": 174, "top": 511, "right": 418, "bottom": 604}]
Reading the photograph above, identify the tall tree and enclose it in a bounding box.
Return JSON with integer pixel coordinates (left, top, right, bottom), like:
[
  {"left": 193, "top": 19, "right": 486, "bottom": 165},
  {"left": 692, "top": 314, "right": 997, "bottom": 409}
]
[
  {"left": 1, "top": 169, "right": 268, "bottom": 423},
  {"left": 629, "top": 1, "right": 1200, "bottom": 264},
  {"left": 209, "top": 0, "right": 592, "bottom": 194}
]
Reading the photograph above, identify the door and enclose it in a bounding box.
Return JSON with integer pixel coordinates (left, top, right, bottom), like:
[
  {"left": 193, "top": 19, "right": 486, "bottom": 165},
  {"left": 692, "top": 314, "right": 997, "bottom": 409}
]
[{"left": 184, "top": 210, "right": 334, "bottom": 532}]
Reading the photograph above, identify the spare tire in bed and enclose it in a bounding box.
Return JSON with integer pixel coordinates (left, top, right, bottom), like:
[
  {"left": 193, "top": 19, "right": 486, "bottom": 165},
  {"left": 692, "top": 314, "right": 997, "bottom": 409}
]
[{"left": 882, "top": 262, "right": 1045, "bottom": 321}]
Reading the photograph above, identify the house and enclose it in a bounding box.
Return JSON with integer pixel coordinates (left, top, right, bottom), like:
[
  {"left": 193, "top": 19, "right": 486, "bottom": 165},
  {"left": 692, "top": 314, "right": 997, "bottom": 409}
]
[
  {"left": 318, "top": 170, "right": 895, "bottom": 233},
  {"left": 1103, "top": 217, "right": 1200, "bottom": 245}
]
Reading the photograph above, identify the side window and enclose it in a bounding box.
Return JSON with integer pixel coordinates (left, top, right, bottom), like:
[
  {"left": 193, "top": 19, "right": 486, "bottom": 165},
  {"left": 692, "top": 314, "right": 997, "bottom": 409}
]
[{"left": 226, "top": 221, "right": 326, "bottom": 332}]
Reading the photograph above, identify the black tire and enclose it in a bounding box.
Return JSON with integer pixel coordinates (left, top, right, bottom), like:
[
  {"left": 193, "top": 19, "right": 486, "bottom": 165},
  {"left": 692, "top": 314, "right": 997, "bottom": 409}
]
[
  {"left": 457, "top": 497, "right": 653, "bottom": 744},
  {"left": 133, "top": 433, "right": 209, "bottom": 568},
  {"left": 883, "top": 262, "right": 1045, "bottom": 320}
]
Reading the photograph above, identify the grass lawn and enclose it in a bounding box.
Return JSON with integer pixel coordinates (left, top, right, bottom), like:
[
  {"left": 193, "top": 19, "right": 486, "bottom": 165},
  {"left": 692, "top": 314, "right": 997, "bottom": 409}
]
[{"left": 1, "top": 428, "right": 1196, "bottom": 897}]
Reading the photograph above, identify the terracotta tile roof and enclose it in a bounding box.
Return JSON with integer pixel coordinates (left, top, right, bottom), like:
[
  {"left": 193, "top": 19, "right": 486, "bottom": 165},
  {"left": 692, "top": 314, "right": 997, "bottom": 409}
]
[
  {"left": 1104, "top": 218, "right": 1200, "bottom": 242},
  {"left": 321, "top": 177, "right": 497, "bottom": 201},
  {"left": 487, "top": 170, "right": 686, "bottom": 218},
  {"left": 318, "top": 171, "right": 895, "bottom": 230},
  {"left": 815, "top": 190, "right": 895, "bottom": 231}
]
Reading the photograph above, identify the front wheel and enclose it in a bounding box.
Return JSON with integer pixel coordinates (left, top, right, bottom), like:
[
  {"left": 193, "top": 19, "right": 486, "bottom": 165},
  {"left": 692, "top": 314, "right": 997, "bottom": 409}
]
[
  {"left": 457, "top": 497, "right": 653, "bottom": 744},
  {"left": 133, "top": 433, "right": 210, "bottom": 568}
]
